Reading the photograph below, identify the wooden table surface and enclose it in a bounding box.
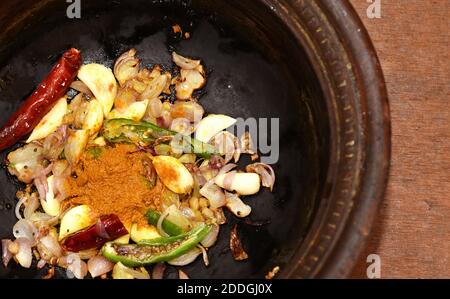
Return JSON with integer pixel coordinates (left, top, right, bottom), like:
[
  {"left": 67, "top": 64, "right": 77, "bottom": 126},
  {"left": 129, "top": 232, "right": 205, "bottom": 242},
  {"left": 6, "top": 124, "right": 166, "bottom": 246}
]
[{"left": 347, "top": 0, "right": 450, "bottom": 278}]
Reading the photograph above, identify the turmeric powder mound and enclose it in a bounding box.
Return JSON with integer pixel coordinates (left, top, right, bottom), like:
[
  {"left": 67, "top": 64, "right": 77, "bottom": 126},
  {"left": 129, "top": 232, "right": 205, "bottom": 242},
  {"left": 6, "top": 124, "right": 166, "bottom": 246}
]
[{"left": 66, "top": 144, "right": 163, "bottom": 229}]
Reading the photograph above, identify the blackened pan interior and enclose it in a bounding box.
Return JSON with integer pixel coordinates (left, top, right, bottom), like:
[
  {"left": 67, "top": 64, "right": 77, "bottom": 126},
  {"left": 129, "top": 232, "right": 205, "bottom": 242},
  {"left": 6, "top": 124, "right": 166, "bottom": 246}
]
[{"left": 0, "top": 0, "right": 328, "bottom": 278}]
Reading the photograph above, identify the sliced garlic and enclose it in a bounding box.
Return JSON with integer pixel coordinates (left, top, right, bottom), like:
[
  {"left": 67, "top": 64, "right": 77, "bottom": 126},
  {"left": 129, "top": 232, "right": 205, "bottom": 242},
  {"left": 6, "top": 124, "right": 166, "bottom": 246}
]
[
  {"left": 64, "top": 129, "right": 89, "bottom": 165},
  {"left": 27, "top": 97, "right": 67, "bottom": 143},
  {"left": 108, "top": 99, "right": 149, "bottom": 121},
  {"left": 215, "top": 172, "right": 260, "bottom": 196},
  {"left": 152, "top": 155, "right": 194, "bottom": 194},
  {"left": 59, "top": 205, "right": 96, "bottom": 240},
  {"left": 82, "top": 99, "right": 104, "bottom": 136},
  {"left": 130, "top": 223, "right": 161, "bottom": 243},
  {"left": 194, "top": 114, "right": 237, "bottom": 143},
  {"left": 78, "top": 63, "right": 118, "bottom": 117}
]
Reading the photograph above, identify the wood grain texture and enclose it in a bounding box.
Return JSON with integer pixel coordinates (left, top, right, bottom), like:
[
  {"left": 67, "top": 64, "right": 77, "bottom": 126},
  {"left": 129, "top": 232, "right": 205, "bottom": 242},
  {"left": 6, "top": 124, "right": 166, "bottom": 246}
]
[{"left": 348, "top": 0, "right": 450, "bottom": 278}]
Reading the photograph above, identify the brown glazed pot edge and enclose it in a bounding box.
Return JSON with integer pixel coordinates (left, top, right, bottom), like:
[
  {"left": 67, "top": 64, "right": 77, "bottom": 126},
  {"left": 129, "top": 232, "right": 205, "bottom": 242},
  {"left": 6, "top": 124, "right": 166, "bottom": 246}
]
[{"left": 270, "top": 0, "right": 391, "bottom": 278}]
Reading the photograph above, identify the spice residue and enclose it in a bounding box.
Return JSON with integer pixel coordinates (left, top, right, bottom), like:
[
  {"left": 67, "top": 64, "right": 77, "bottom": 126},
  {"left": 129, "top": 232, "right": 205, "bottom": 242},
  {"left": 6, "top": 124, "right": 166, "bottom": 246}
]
[{"left": 67, "top": 144, "right": 164, "bottom": 228}]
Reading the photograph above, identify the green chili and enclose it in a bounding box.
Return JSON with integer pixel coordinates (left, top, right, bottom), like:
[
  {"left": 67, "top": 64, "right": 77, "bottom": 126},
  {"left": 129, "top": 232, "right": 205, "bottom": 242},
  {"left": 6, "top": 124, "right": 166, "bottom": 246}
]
[
  {"left": 102, "top": 118, "right": 217, "bottom": 159},
  {"left": 101, "top": 224, "right": 212, "bottom": 267}
]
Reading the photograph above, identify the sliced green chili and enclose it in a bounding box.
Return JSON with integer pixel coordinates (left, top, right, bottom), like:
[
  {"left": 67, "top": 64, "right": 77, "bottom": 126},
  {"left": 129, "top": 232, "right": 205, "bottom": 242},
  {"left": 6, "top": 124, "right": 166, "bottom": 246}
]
[
  {"left": 101, "top": 223, "right": 212, "bottom": 267},
  {"left": 145, "top": 209, "right": 184, "bottom": 236}
]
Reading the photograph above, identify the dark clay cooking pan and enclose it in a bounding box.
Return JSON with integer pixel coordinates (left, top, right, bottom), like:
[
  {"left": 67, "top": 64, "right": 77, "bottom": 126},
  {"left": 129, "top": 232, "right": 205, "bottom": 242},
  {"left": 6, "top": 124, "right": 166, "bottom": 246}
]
[{"left": 0, "top": 0, "right": 390, "bottom": 278}]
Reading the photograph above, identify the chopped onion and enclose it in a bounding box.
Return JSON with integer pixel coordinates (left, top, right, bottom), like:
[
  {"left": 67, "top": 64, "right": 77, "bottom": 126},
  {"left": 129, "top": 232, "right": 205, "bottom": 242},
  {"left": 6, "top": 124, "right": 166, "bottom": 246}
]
[
  {"left": 246, "top": 163, "right": 276, "bottom": 191},
  {"left": 172, "top": 52, "right": 201, "bottom": 70},
  {"left": 168, "top": 247, "right": 202, "bottom": 266},
  {"left": 2, "top": 239, "right": 13, "bottom": 267},
  {"left": 66, "top": 253, "right": 88, "bottom": 279},
  {"left": 88, "top": 256, "right": 114, "bottom": 278},
  {"left": 198, "top": 245, "right": 209, "bottom": 266},
  {"left": 201, "top": 224, "right": 219, "bottom": 248},
  {"left": 148, "top": 98, "right": 163, "bottom": 118},
  {"left": 178, "top": 269, "right": 190, "bottom": 279},
  {"left": 38, "top": 235, "right": 62, "bottom": 260},
  {"left": 152, "top": 263, "right": 166, "bottom": 279},
  {"left": 14, "top": 238, "right": 33, "bottom": 268},
  {"left": 199, "top": 181, "right": 226, "bottom": 209},
  {"left": 170, "top": 118, "right": 193, "bottom": 135},
  {"left": 13, "top": 219, "right": 37, "bottom": 244}
]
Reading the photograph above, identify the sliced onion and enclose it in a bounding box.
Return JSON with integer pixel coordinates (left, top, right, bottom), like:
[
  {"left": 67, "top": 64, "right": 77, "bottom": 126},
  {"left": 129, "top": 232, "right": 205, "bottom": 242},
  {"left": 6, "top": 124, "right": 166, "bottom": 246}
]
[
  {"left": 28, "top": 212, "right": 59, "bottom": 227},
  {"left": 13, "top": 219, "right": 37, "bottom": 244},
  {"left": 246, "top": 163, "right": 276, "bottom": 191},
  {"left": 172, "top": 52, "right": 201, "bottom": 70},
  {"left": 240, "top": 132, "right": 256, "bottom": 154},
  {"left": 198, "top": 245, "right": 209, "bottom": 266},
  {"left": 178, "top": 269, "right": 190, "bottom": 279},
  {"left": 156, "top": 208, "right": 171, "bottom": 237},
  {"left": 34, "top": 176, "right": 49, "bottom": 201},
  {"left": 199, "top": 181, "right": 226, "bottom": 209},
  {"left": 14, "top": 238, "right": 33, "bottom": 268},
  {"left": 23, "top": 193, "right": 40, "bottom": 220},
  {"left": 211, "top": 132, "right": 237, "bottom": 163},
  {"left": 42, "top": 125, "right": 68, "bottom": 161},
  {"left": 14, "top": 196, "right": 27, "bottom": 219},
  {"left": 168, "top": 247, "right": 202, "bottom": 266},
  {"left": 2, "top": 239, "right": 13, "bottom": 267},
  {"left": 88, "top": 255, "right": 114, "bottom": 278},
  {"left": 201, "top": 224, "right": 219, "bottom": 248},
  {"left": 114, "top": 49, "right": 140, "bottom": 86},
  {"left": 70, "top": 81, "right": 94, "bottom": 98},
  {"left": 170, "top": 101, "right": 205, "bottom": 123},
  {"left": 218, "top": 163, "right": 237, "bottom": 176},
  {"left": 152, "top": 263, "right": 166, "bottom": 279}
]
